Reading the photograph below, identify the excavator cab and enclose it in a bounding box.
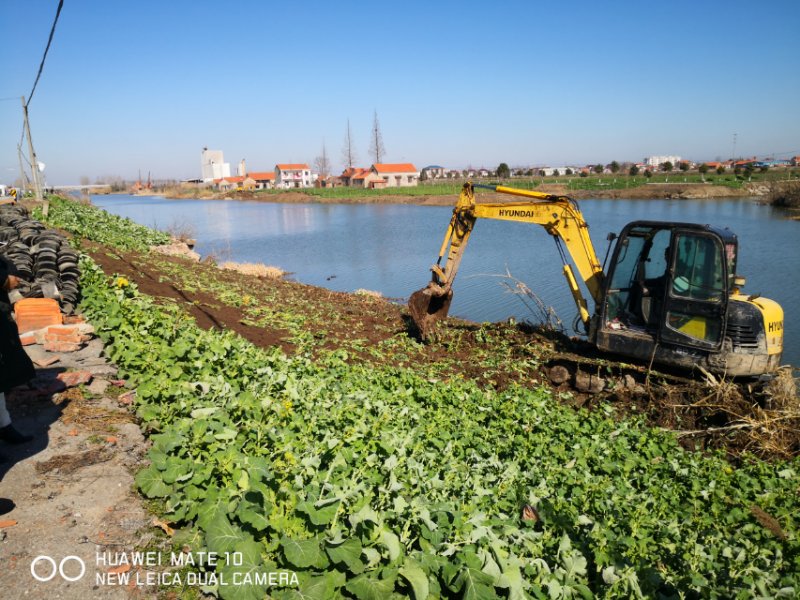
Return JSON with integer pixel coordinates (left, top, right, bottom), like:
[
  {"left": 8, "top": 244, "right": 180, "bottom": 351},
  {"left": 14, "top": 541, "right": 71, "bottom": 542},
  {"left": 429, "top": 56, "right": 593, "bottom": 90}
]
[{"left": 595, "top": 221, "right": 771, "bottom": 373}]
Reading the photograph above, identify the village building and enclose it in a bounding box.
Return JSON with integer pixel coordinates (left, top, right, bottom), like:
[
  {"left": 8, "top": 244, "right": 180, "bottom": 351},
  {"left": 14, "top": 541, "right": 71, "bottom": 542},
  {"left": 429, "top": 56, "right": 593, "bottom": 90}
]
[
  {"left": 370, "top": 163, "right": 419, "bottom": 187},
  {"left": 275, "top": 164, "right": 312, "bottom": 188},
  {"left": 421, "top": 165, "right": 446, "bottom": 180},
  {"left": 245, "top": 171, "right": 275, "bottom": 189},
  {"left": 201, "top": 148, "right": 231, "bottom": 182},
  {"left": 214, "top": 176, "right": 244, "bottom": 191}
]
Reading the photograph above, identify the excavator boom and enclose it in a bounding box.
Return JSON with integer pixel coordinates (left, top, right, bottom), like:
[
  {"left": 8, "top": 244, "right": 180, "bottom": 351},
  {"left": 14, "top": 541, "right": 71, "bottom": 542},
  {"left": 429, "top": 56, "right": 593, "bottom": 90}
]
[{"left": 409, "top": 182, "right": 605, "bottom": 338}]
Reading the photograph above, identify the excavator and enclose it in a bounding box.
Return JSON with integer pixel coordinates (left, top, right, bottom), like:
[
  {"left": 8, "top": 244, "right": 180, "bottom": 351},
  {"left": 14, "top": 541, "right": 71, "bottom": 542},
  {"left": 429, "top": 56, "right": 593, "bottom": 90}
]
[{"left": 409, "top": 182, "right": 784, "bottom": 377}]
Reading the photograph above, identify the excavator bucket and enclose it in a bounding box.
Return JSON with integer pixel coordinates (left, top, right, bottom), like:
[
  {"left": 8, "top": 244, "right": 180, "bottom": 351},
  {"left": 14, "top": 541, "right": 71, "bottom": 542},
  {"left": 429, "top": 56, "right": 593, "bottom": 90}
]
[{"left": 408, "top": 286, "right": 453, "bottom": 339}]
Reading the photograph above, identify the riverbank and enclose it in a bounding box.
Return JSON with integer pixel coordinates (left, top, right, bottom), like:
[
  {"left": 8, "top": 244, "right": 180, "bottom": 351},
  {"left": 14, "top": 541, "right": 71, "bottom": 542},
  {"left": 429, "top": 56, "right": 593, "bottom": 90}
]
[{"left": 159, "top": 181, "right": 763, "bottom": 205}]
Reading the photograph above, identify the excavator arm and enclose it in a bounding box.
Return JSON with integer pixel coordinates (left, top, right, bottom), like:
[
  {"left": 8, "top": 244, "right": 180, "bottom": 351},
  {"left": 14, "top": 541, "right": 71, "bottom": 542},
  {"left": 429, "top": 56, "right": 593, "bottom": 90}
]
[{"left": 408, "top": 182, "right": 606, "bottom": 338}]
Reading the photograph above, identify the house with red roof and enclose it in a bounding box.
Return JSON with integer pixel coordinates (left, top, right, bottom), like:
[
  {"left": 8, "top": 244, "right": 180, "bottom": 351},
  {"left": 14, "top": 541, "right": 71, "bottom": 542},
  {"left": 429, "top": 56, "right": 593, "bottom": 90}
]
[
  {"left": 341, "top": 167, "right": 370, "bottom": 187},
  {"left": 214, "top": 176, "right": 244, "bottom": 191},
  {"left": 370, "top": 163, "right": 419, "bottom": 187},
  {"left": 275, "top": 163, "right": 312, "bottom": 189},
  {"left": 245, "top": 171, "right": 275, "bottom": 190}
]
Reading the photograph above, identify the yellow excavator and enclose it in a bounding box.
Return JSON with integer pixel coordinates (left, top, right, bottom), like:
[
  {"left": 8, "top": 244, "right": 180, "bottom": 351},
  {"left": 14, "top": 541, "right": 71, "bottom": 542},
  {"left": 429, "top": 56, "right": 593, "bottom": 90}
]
[{"left": 409, "top": 182, "right": 784, "bottom": 377}]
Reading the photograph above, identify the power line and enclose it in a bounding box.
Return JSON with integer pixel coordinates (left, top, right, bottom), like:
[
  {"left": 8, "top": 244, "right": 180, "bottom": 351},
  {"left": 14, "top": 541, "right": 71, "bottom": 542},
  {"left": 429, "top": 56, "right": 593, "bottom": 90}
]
[{"left": 26, "top": 0, "right": 64, "bottom": 107}]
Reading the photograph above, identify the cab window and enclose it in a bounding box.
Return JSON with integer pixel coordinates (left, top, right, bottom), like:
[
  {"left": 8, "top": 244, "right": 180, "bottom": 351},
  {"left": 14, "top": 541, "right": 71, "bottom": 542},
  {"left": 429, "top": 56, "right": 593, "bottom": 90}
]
[{"left": 670, "top": 234, "right": 725, "bottom": 302}]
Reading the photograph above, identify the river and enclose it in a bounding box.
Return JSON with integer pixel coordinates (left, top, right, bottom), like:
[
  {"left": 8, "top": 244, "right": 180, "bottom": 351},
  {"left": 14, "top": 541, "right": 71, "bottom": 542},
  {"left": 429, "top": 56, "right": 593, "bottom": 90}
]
[{"left": 92, "top": 194, "right": 799, "bottom": 367}]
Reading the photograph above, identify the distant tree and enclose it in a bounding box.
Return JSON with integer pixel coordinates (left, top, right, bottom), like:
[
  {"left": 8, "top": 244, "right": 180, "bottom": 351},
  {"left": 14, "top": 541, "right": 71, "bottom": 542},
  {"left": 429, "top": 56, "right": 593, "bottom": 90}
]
[
  {"left": 743, "top": 165, "right": 754, "bottom": 179},
  {"left": 629, "top": 165, "right": 640, "bottom": 176},
  {"left": 716, "top": 165, "right": 725, "bottom": 175},
  {"left": 553, "top": 169, "right": 560, "bottom": 177},
  {"left": 496, "top": 163, "right": 511, "bottom": 178},
  {"left": 341, "top": 119, "right": 358, "bottom": 169},
  {"left": 314, "top": 142, "right": 331, "bottom": 177},
  {"left": 661, "top": 161, "right": 674, "bottom": 172},
  {"left": 759, "top": 165, "right": 769, "bottom": 173},
  {"left": 580, "top": 171, "right": 588, "bottom": 178},
  {"left": 565, "top": 168, "right": 573, "bottom": 175},
  {"left": 734, "top": 166, "right": 742, "bottom": 175},
  {"left": 538, "top": 169, "right": 546, "bottom": 177},
  {"left": 368, "top": 111, "right": 386, "bottom": 164},
  {"left": 679, "top": 162, "right": 690, "bottom": 172},
  {"left": 593, "top": 164, "right": 604, "bottom": 174},
  {"left": 525, "top": 169, "right": 534, "bottom": 176},
  {"left": 610, "top": 161, "right": 620, "bottom": 173},
  {"left": 644, "top": 169, "right": 653, "bottom": 178},
  {"left": 698, "top": 163, "right": 709, "bottom": 174}
]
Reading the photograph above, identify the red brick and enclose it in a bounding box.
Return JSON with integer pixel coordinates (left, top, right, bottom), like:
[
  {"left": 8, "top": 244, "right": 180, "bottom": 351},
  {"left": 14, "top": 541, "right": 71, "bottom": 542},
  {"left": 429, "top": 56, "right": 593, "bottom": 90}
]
[
  {"left": 14, "top": 298, "right": 62, "bottom": 333},
  {"left": 63, "top": 315, "right": 86, "bottom": 325},
  {"left": 56, "top": 371, "right": 93, "bottom": 388},
  {"left": 45, "top": 325, "right": 91, "bottom": 345},
  {"left": 45, "top": 332, "right": 87, "bottom": 346},
  {"left": 44, "top": 340, "right": 83, "bottom": 353},
  {"left": 19, "top": 332, "right": 37, "bottom": 346}
]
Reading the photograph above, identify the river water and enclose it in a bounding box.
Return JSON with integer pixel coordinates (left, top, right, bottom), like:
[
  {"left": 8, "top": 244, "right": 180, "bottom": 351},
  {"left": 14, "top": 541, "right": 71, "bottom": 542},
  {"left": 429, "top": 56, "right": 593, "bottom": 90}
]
[{"left": 92, "top": 195, "right": 800, "bottom": 366}]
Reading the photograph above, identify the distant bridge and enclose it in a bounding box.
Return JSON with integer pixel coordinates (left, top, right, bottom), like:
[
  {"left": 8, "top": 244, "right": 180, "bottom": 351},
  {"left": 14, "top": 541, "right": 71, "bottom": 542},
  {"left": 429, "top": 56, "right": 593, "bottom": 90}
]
[{"left": 50, "top": 184, "right": 112, "bottom": 190}]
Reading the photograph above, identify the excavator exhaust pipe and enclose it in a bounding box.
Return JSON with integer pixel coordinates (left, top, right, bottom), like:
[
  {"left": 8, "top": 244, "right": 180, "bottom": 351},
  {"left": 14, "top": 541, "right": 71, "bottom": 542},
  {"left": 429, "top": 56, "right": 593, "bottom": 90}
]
[{"left": 408, "top": 286, "right": 453, "bottom": 339}]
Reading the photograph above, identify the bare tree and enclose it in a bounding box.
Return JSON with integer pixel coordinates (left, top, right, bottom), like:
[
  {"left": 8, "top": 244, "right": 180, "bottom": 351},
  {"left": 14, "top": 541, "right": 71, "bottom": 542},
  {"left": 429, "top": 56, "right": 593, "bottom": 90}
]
[
  {"left": 368, "top": 110, "right": 386, "bottom": 164},
  {"left": 314, "top": 141, "right": 331, "bottom": 177},
  {"left": 341, "top": 119, "right": 358, "bottom": 169}
]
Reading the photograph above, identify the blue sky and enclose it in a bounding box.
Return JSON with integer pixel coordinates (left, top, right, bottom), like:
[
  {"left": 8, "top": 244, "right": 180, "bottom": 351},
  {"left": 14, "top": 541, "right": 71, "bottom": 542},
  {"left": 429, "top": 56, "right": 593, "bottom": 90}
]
[{"left": 2, "top": 0, "right": 799, "bottom": 184}]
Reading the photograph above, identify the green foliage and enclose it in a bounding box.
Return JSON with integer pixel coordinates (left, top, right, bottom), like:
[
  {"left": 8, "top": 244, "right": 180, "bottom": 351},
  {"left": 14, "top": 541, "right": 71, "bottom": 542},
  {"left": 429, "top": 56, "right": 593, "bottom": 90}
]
[
  {"left": 496, "top": 163, "right": 510, "bottom": 179},
  {"left": 36, "top": 196, "right": 171, "bottom": 250},
  {"left": 76, "top": 254, "right": 800, "bottom": 599}
]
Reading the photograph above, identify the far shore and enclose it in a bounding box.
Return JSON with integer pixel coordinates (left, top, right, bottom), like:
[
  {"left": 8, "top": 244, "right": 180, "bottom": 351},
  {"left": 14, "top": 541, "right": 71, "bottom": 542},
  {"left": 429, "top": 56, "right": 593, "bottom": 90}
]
[{"left": 110, "top": 181, "right": 775, "bottom": 206}]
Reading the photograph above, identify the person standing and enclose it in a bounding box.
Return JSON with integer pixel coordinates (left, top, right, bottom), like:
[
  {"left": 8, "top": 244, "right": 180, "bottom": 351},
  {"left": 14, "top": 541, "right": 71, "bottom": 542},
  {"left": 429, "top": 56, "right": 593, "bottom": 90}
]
[{"left": 0, "top": 256, "right": 35, "bottom": 448}]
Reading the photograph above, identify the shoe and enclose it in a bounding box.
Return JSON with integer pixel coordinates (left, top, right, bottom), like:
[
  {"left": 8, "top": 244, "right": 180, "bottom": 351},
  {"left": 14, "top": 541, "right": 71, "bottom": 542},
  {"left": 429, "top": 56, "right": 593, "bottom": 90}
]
[
  {"left": 0, "top": 498, "right": 15, "bottom": 515},
  {"left": 0, "top": 424, "right": 33, "bottom": 444}
]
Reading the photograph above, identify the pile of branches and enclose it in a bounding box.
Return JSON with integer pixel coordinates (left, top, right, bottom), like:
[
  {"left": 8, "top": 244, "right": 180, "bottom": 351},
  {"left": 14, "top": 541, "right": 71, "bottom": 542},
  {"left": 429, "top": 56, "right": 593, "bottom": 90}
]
[{"left": 669, "top": 367, "right": 799, "bottom": 460}]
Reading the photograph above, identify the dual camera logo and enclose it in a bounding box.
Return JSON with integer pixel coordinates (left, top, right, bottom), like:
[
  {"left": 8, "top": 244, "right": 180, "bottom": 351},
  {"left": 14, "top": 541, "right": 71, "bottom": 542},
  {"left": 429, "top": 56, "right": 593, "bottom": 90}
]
[{"left": 30, "top": 555, "right": 86, "bottom": 582}]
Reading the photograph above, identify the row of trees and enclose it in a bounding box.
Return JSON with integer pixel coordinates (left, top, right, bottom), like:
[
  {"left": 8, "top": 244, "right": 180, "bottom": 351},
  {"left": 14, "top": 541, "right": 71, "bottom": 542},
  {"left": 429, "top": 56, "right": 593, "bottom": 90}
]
[
  {"left": 314, "top": 112, "right": 387, "bottom": 178},
  {"left": 493, "top": 160, "right": 749, "bottom": 179}
]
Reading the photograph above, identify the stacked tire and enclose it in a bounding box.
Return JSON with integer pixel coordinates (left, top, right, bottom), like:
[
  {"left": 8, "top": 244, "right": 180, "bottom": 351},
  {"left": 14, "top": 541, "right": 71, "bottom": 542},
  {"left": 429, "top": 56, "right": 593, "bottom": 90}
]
[{"left": 0, "top": 205, "right": 80, "bottom": 314}]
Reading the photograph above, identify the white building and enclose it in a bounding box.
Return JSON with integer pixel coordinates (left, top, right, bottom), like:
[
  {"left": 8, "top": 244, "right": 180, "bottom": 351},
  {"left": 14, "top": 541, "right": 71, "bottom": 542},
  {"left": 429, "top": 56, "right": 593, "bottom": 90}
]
[
  {"left": 275, "top": 163, "right": 312, "bottom": 188},
  {"left": 371, "top": 163, "right": 419, "bottom": 187},
  {"left": 201, "top": 148, "right": 231, "bottom": 182},
  {"left": 645, "top": 155, "right": 682, "bottom": 168}
]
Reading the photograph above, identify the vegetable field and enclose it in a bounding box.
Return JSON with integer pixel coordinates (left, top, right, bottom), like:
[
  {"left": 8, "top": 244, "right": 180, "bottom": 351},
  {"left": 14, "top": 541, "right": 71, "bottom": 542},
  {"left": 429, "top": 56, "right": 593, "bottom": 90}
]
[{"left": 73, "top": 258, "right": 798, "bottom": 599}]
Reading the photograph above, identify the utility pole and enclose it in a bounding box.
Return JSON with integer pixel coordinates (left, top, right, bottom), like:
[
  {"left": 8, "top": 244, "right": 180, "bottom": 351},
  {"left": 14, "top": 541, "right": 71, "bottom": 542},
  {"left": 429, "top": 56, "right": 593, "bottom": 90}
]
[
  {"left": 21, "top": 96, "right": 45, "bottom": 211},
  {"left": 17, "top": 144, "right": 30, "bottom": 193}
]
